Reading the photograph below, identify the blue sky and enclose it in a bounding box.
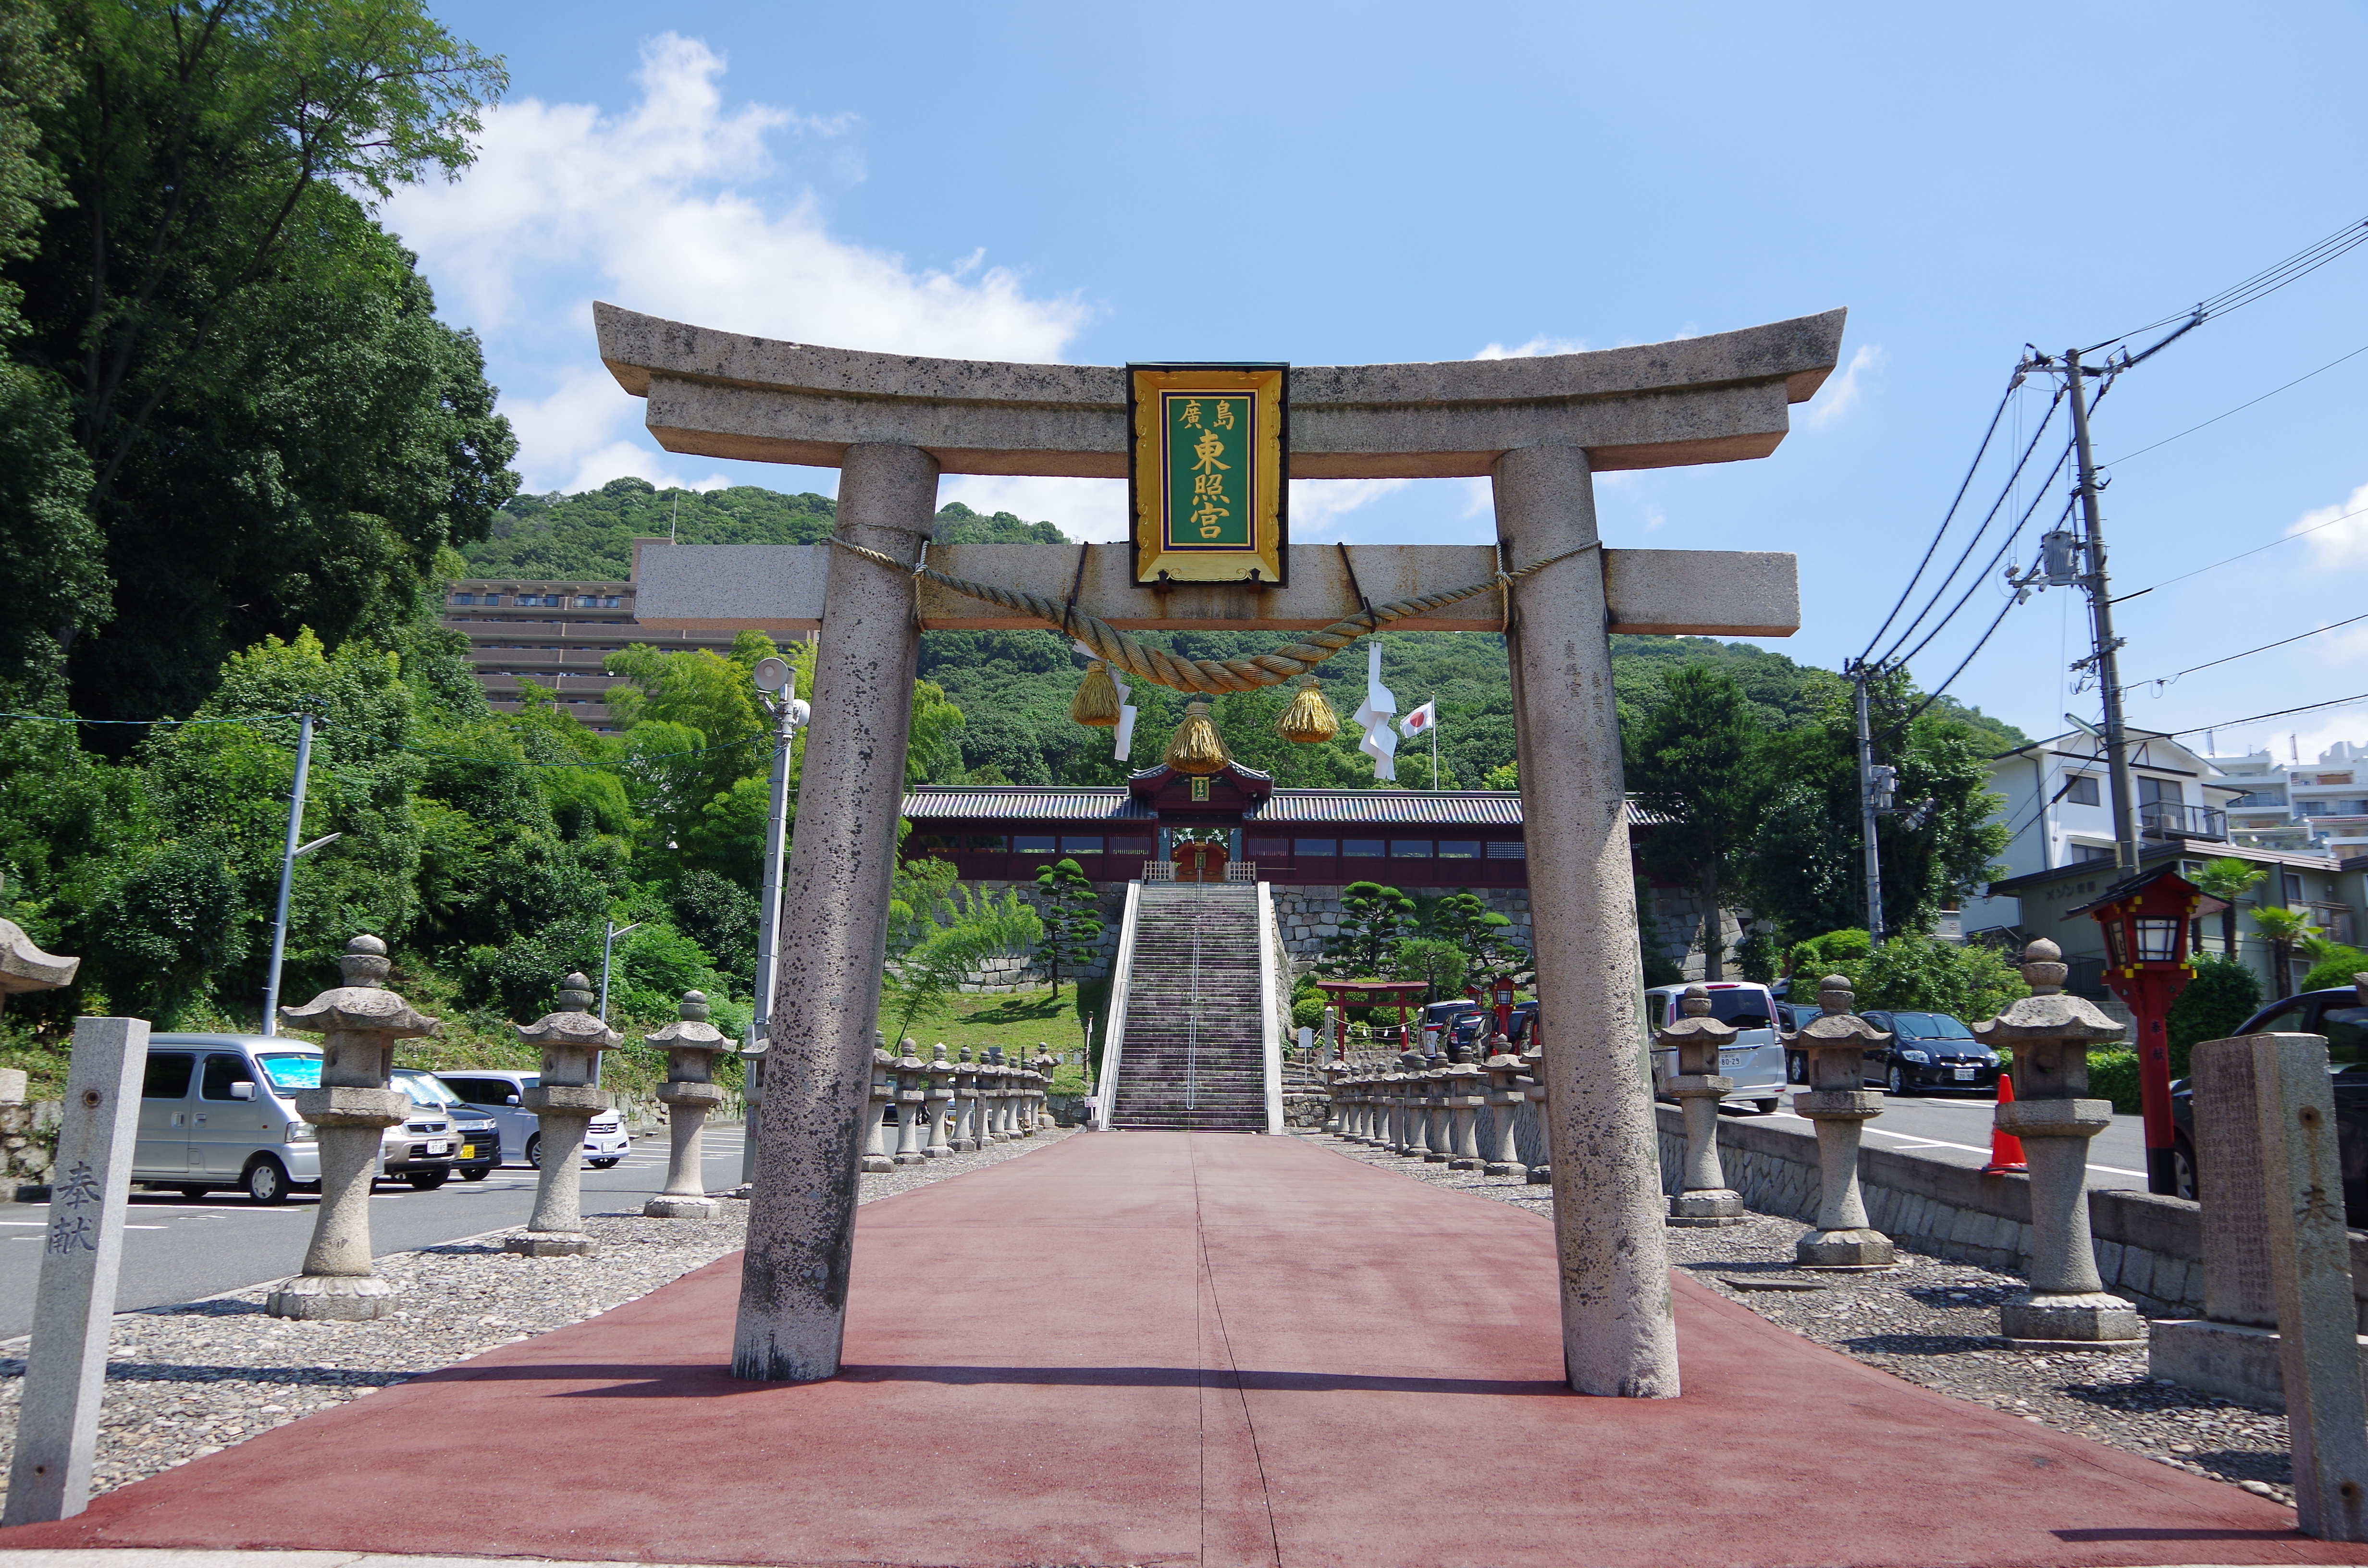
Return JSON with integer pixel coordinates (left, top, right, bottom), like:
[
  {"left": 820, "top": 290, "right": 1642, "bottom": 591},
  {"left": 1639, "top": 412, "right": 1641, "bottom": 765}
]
[{"left": 391, "top": 2, "right": 2368, "bottom": 759}]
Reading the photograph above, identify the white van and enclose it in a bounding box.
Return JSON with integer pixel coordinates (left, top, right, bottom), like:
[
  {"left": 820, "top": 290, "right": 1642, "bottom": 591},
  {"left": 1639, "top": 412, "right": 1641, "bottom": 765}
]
[
  {"left": 136, "top": 1034, "right": 461, "bottom": 1202},
  {"left": 1642, "top": 982, "right": 1788, "bottom": 1115}
]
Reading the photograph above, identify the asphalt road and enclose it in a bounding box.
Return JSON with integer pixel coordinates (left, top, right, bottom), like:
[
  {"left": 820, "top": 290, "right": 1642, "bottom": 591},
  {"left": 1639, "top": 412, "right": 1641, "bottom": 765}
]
[
  {"left": 0, "top": 1125, "right": 753, "bottom": 1340},
  {"left": 1749, "top": 1089, "right": 2151, "bottom": 1191}
]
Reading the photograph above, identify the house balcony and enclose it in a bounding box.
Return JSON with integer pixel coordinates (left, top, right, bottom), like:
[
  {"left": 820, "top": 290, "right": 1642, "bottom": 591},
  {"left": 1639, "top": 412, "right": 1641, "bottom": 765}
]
[{"left": 2140, "top": 801, "right": 2227, "bottom": 843}]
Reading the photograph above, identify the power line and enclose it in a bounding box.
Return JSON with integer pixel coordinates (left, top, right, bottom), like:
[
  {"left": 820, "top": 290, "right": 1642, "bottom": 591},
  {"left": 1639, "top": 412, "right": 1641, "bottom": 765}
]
[
  {"left": 1889, "top": 455, "right": 2075, "bottom": 674},
  {"left": 1858, "top": 373, "right": 2024, "bottom": 662},
  {"left": 2082, "top": 215, "right": 2368, "bottom": 354},
  {"left": 2101, "top": 341, "right": 2368, "bottom": 468},
  {"left": 1874, "top": 391, "right": 2070, "bottom": 666},
  {"left": 2116, "top": 501, "right": 2368, "bottom": 599},
  {"left": 2162, "top": 691, "right": 2368, "bottom": 742},
  {"left": 2127, "top": 610, "right": 2368, "bottom": 691}
]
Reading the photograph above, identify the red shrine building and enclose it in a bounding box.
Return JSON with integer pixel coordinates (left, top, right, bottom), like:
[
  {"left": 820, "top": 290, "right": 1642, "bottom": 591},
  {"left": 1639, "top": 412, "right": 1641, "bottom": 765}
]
[{"left": 901, "top": 761, "right": 1539, "bottom": 890}]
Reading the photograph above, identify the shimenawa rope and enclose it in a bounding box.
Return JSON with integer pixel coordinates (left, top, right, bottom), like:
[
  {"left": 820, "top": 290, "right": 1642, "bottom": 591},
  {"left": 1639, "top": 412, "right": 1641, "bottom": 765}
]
[{"left": 823, "top": 537, "right": 1592, "bottom": 696}]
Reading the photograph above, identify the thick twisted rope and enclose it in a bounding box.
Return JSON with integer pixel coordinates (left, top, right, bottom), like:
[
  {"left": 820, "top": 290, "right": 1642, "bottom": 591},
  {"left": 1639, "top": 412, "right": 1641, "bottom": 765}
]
[{"left": 822, "top": 537, "right": 1592, "bottom": 695}]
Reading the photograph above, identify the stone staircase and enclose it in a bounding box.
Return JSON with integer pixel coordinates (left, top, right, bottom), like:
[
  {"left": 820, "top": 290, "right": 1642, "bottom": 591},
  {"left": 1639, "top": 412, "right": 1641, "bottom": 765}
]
[{"left": 1109, "top": 883, "right": 1269, "bottom": 1132}]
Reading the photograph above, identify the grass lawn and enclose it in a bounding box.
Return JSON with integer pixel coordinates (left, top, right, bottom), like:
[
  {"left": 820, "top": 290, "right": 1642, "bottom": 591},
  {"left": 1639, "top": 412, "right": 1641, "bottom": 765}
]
[{"left": 890, "top": 983, "right": 1094, "bottom": 1093}]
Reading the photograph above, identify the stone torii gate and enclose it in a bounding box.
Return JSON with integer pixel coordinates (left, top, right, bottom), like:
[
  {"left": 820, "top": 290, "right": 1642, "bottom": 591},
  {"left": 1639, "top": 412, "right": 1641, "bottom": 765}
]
[{"left": 594, "top": 302, "right": 1846, "bottom": 1399}]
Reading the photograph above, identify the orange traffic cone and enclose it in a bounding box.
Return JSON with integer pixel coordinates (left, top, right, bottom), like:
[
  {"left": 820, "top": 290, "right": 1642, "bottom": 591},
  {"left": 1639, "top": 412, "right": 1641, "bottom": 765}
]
[{"left": 1984, "top": 1060, "right": 2028, "bottom": 1174}]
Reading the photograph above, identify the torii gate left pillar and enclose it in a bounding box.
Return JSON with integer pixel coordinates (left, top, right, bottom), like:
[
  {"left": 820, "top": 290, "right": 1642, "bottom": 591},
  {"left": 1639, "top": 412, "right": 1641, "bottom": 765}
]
[{"left": 594, "top": 302, "right": 1846, "bottom": 1394}]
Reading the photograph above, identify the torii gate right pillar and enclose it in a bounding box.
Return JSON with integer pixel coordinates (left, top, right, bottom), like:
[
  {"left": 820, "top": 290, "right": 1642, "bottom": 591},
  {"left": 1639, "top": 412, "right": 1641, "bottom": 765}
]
[{"left": 1496, "top": 444, "right": 1678, "bottom": 1396}]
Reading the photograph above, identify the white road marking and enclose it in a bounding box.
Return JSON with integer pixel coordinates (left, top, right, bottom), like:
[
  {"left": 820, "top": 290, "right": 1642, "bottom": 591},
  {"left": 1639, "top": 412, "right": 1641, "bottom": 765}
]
[{"left": 1767, "top": 1112, "right": 2146, "bottom": 1177}]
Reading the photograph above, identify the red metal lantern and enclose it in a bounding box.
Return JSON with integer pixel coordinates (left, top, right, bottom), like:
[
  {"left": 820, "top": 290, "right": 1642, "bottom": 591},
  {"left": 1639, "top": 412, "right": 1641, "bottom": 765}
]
[
  {"left": 1492, "top": 974, "right": 1518, "bottom": 1039},
  {"left": 2070, "top": 866, "right": 2199, "bottom": 1196}
]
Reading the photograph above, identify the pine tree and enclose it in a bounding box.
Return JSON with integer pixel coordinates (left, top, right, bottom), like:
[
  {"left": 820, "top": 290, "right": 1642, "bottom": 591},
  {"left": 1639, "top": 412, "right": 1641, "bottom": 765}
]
[{"left": 1028, "top": 858, "right": 1104, "bottom": 997}]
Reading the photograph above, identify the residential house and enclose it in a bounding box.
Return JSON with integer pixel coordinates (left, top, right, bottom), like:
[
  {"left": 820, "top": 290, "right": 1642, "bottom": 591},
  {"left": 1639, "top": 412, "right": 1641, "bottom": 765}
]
[{"left": 2206, "top": 740, "right": 2368, "bottom": 858}]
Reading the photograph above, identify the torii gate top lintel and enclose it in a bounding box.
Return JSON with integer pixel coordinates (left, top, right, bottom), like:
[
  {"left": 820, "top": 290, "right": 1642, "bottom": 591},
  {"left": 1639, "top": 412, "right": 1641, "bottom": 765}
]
[{"left": 592, "top": 302, "right": 1847, "bottom": 480}]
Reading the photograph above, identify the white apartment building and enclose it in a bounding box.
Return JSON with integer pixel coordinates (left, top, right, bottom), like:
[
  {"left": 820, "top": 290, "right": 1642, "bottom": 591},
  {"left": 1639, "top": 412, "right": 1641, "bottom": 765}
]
[
  {"left": 2206, "top": 740, "right": 2368, "bottom": 858},
  {"left": 1959, "top": 728, "right": 2251, "bottom": 939}
]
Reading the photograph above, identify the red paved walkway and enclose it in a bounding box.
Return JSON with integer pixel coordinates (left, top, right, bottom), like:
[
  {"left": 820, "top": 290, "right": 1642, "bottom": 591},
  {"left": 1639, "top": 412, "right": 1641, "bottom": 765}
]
[{"left": 3, "top": 1132, "right": 2362, "bottom": 1568}]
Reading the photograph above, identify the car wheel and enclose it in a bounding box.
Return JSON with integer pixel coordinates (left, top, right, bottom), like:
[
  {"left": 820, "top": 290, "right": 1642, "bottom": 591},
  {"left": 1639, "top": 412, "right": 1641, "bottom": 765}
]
[
  {"left": 589, "top": 1158, "right": 618, "bottom": 1169},
  {"left": 244, "top": 1157, "right": 290, "bottom": 1205},
  {"left": 406, "top": 1170, "right": 449, "bottom": 1191},
  {"left": 1755, "top": 1099, "right": 1779, "bottom": 1115},
  {"left": 175, "top": 1184, "right": 210, "bottom": 1200},
  {"left": 1886, "top": 1064, "right": 1909, "bottom": 1097},
  {"left": 461, "top": 1166, "right": 490, "bottom": 1182},
  {"left": 525, "top": 1134, "right": 542, "bottom": 1170},
  {"left": 2172, "top": 1135, "right": 2199, "bottom": 1201}
]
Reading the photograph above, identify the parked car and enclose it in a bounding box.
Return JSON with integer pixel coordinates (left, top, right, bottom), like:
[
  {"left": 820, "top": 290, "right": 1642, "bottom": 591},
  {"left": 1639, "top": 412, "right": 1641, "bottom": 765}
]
[
  {"left": 136, "top": 1034, "right": 456, "bottom": 1202},
  {"left": 1856, "top": 1011, "right": 2000, "bottom": 1096},
  {"left": 392, "top": 1068, "right": 499, "bottom": 1181},
  {"left": 433, "top": 1070, "right": 630, "bottom": 1168},
  {"left": 1642, "top": 982, "right": 1786, "bottom": 1115},
  {"left": 2169, "top": 986, "right": 2368, "bottom": 1219},
  {"left": 1776, "top": 1001, "right": 1820, "bottom": 1082}
]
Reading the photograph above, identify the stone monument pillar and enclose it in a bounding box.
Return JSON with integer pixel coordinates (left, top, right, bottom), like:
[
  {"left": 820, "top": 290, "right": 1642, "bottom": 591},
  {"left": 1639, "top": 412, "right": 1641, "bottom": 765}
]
[
  {"left": 1661, "top": 983, "right": 1746, "bottom": 1227},
  {"left": 1497, "top": 442, "right": 1677, "bottom": 1395},
  {"left": 1521, "top": 1036, "right": 1551, "bottom": 1184},
  {"left": 269, "top": 935, "right": 438, "bottom": 1319},
  {"left": 1791, "top": 975, "right": 1895, "bottom": 1270},
  {"left": 1973, "top": 940, "right": 2142, "bottom": 1344},
  {"left": 644, "top": 990, "right": 728, "bottom": 1220},
  {"left": 736, "top": 441, "right": 940, "bottom": 1383},
  {"left": 506, "top": 972, "right": 620, "bottom": 1257},
  {"left": 861, "top": 1039, "right": 896, "bottom": 1171}
]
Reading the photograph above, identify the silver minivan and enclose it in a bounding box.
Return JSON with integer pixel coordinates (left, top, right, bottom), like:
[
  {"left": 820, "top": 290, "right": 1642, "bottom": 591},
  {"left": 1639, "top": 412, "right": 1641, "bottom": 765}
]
[
  {"left": 1642, "top": 982, "right": 1788, "bottom": 1115},
  {"left": 136, "top": 1034, "right": 458, "bottom": 1202}
]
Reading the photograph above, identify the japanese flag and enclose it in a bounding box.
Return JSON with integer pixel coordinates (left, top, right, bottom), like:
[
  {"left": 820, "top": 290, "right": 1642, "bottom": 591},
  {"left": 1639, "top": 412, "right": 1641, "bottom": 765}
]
[{"left": 1400, "top": 701, "right": 1438, "bottom": 736}]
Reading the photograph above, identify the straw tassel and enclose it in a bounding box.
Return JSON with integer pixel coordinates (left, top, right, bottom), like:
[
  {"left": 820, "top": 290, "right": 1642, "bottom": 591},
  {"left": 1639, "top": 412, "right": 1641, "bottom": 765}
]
[
  {"left": 1069, "top": 660, "right": 1122, "bottom": 726},
  {"left": 1163, "top": 701, "right": 1232, "bottom": 775},
  {"left": 1276, "top": 673, "right": 1340, "bottom": 744}
]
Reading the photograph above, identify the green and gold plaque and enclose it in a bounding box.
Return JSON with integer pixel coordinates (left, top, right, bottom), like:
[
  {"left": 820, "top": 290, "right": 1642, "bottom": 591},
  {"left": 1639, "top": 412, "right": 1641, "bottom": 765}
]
[{"left": 1128, "top": 363, "right": 1287, "bottom": 585}]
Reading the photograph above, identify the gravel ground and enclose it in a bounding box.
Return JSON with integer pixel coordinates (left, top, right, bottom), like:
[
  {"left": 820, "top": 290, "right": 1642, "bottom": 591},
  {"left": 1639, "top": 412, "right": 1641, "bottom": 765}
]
[
  {"left": 1296, "top": 1129, "right": 2300, "bottom": 1511},
  {"left": 0, "top": 1125, "right": 1075, "bottom": 1507}
]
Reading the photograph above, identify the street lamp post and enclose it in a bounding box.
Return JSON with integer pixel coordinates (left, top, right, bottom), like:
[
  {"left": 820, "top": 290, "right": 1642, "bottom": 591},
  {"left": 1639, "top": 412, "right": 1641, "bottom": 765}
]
[
  {"left": 592, "top": 918, "right": 643, "bottom": 1090},
  {"left": 745, "top": 655, "right": 811, "bottom": 1185}
]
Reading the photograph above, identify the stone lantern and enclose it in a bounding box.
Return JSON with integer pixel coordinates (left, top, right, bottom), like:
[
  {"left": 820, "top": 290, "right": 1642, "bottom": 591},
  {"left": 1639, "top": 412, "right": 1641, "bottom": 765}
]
[
  {"left": 861, "top": 1035, "right": 896, "bottom": 1171},
  {"left": 1481, "top": 1033, "right": 1529, "bottom": 1178},
  {"left": 1662, "top": 983, "right": 1746, "bottom": 1227},
  {"left": 268, "top": 935, "right": 437, "bottom": 1319},
  {"left": 0, "top": 918, "right": 77, "bottom": 1008},
  {"left": 643, "top": 990, "right": 727, "bottom": 1220},
  {"left": 1033, "top": 1045, "right": 1060, "bottom": 1132},
  {"left": 1792, "top": 975, "right": 1895, "bottom": 1270},
  {"left": 505, "top": 972, "right": 619, "bottom": 1257},
  {"left": 1973, "top": 938, "right": 2144, "bottom": 1345}
]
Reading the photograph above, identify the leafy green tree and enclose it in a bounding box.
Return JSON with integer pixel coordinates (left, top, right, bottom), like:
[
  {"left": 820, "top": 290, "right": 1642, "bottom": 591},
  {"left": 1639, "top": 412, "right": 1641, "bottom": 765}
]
[
  {"left": 2252, "top": 906, "right": 2316, "bottom": 999},
  {"left": 1427, "top": 889, "right": 1526, "bottom": 989},
  {"left": 2166, "top": 954, "right": 2263, "bottom": 1076},
  {"left": 2299, "top": 946, "right": 2368, "bottom": 995},
  {"left": 2191, "top": 858, "right": 2267, "bottom": 959},
  {"left": 1322, "top": 881, "right": 1416, "bottom": 979},
  {"left": 1390, "top": 936, "right": 1466, "bottom": 1003},
  {"left": 669, "top": 870, "right": 761, "bottom": 991},
  {"left": 879, "top": 885, "right": 1040, "bottom": 1043},
  {"left": 1849, "top": 931, "right": 2023, "bottom": 1023},
  {"left": 1483, "top": 760, "right": 1519, "bottom": 791},
  {"left": 1027, "top": 858, "right": 1103, "bottom": 997},
  {"left": 1733, "top": 929, "right": 1782, "bottom": 985},
  {"left": 1627, "top": 667, "right": 1764, "bottom": 980}
]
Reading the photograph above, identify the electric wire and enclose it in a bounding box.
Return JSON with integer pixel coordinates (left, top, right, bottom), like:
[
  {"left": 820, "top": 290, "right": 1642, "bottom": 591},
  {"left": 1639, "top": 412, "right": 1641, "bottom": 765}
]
[
  {"left": 2115, "top": 501, "right": 2368, "bottom": 599},
  {"left": 2100, "top": 341, "right": 2368, "bottom": 468},
  {"left": 1873, "top": 387, "right": 2069, "bottom": 668},
  {"left": 2082, "top": 216, "right": 2368, "bottom": 354},
  {"left": 1888, "top": 452, "right": 2075, "bottom": 674},
  {"left": 1857, "top": 373, "right": 2024, "bottom": 662},
  {"left": 0, "top": 708, "right": 766, "bottom": 769},
  {"left": 2126, "top": 611, "right": 2368, "bottom": 692},
  {"left": 2161, "top": 691, "right": 2368, "bottom": 742}
]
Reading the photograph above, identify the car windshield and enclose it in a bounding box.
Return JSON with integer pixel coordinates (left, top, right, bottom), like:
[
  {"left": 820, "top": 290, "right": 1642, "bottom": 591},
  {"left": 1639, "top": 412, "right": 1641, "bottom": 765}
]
[
  {"left": 1697, "top": 988, "right": 1772, "bottom": 1030},
  {"left": 253, "top": 1052, "right": 321, "bottom": 1091},
  {"left": 393, "top": 1071, "right": 460, "bottom": 1109},
  {"left": 1887, "top": 1012, "right": 1975, "bottom": 1041}
]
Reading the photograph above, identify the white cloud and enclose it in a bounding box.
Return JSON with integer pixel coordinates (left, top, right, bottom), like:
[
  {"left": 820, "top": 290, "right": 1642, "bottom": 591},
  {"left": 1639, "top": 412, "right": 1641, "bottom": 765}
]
[
  {"left": 382, "top": 34, "right": 1091, "bottom": 493},
  {"left": 1472, "top": 335, "right": 1589, "bottom": 360},
  {"left": 2289, "top": 481, "right": 2368, "bottom": 567},
  {"left": 936, "top": 476, "right": 1127, "bottom": 542},
  {"left": 1800, "top": 343, "right": 1886, "bottom": 430},
  {"left": 1287, "top": 478, "right": 1411, "bottom": 540}
]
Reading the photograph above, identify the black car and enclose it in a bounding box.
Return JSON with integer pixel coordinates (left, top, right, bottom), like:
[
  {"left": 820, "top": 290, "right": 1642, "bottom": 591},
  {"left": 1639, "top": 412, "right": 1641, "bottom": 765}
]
[
  {"left": 1856, "top": 1010, "right": 2001, "bottom": 1096},
  {"left": 2168, "top": 987, "right": 2368, "bottom": 1222}
]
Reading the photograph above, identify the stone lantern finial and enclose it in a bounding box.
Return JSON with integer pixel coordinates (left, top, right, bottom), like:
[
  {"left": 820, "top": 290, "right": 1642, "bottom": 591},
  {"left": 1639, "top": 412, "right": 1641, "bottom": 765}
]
[
  {"left": 555, "top": 971, "right": 595, "bottom": 1013},
  {"left": 2020, "top": 939, "right": 2068, "bottom": 996},
  {"left": 1680, "top": 982, "right": 1714, "bottom": 1017},
  {"left": 1816, "top": 974, "right": 1854, "bottom": 1016},
  {"left": 338, "top": 933, "right": 390, "bottom": 989}
]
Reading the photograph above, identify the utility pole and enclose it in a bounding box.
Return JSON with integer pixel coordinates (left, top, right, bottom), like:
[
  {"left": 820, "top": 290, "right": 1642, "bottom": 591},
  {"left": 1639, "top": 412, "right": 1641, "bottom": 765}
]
[
  {"left": 746, "top": 656, "right": 809, "bottom": 1186},
  {"left": 2062, "top": 348, "right": 2141, "bottom": 873},
  {"left": 260, "top": 713, "right": 315, "bottom": 1037},
  {"left": 1849, "top": 660, "right": 1892, "bottom": 945}
]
